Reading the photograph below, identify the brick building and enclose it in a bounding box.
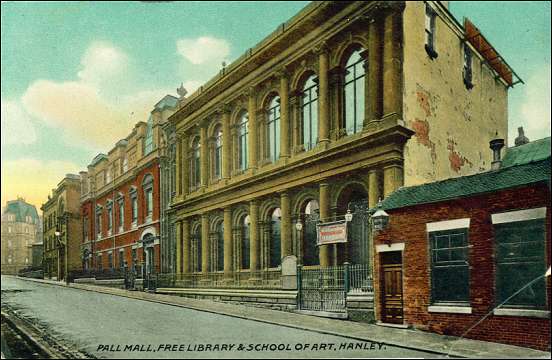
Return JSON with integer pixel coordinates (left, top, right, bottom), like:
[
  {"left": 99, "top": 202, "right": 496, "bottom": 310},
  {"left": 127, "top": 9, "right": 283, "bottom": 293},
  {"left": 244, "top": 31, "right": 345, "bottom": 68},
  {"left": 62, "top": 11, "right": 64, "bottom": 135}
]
[
  {"left": 373, "top": 136, "right": 551, "bottom": 350},
  {"left": 79, "top": 96, "right": 177, "bottom": 277}
]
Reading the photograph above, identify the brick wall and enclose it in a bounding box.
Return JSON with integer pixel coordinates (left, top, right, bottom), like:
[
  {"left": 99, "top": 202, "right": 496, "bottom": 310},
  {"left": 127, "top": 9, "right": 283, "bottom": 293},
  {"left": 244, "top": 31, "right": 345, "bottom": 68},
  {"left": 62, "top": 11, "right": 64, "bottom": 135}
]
[{"left": 374, "top": 183, "right": 551, "bottom": 350}]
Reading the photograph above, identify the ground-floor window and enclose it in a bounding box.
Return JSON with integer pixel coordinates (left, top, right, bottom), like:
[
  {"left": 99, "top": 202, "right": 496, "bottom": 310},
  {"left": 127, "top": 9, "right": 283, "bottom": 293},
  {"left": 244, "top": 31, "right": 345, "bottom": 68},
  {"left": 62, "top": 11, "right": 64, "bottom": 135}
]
[
  {"left": 241, "top": 216, "right": 250, "bottom": 270},
  {"left": 269, "top": 208, "right": 281, "bottom": 268}
]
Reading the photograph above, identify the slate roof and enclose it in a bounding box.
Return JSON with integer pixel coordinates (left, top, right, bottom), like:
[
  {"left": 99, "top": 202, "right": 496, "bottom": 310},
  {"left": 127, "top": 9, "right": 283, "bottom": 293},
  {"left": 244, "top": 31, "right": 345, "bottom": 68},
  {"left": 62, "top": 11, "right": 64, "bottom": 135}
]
[
  {"left": 382, "top": 137, "right": 551, "bottom": 211},
  {"left": 4, "top": 199, "right": 39, "bottom": 224}
]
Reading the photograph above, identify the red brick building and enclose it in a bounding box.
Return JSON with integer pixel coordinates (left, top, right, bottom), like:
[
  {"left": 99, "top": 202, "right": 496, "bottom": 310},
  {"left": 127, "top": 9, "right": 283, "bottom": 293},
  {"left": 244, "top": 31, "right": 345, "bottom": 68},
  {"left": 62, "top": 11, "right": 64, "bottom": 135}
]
[
  {"left": 79, "top": 95, "right": 177, "bottom": 277},
  {"left": 373, "top": 136, "right": 551, "bottom": 350}
]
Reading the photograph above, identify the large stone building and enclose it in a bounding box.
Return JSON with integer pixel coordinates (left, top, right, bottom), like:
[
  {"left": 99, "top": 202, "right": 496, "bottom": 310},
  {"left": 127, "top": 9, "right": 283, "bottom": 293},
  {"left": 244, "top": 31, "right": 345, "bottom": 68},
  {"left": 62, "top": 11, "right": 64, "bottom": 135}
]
[
  {"left": 164, "top": 0, "right": 519, "bottom": 290},
  {"left": 41, "top": 174, "right": 82, "bottom": 281},
  {"left": 79, "top": 96, "right": 178, "bottom": 277},
  {"left": 1, "top": 198, "right": 40, "bottom": 274}
]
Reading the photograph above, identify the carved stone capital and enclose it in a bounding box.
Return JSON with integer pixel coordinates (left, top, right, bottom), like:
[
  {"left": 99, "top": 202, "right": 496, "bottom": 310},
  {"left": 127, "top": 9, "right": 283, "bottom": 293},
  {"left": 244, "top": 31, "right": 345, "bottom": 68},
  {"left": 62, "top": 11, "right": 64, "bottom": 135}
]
[{"left": 313, "top": 41, "right": 329, "bottom": 56}]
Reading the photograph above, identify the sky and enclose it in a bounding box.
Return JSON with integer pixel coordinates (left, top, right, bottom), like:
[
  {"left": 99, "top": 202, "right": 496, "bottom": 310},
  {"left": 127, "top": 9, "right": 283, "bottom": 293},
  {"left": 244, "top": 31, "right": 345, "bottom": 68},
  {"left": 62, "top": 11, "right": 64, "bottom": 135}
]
[{"left": 1, "top": 1, "right": 550, "bottom": 211}]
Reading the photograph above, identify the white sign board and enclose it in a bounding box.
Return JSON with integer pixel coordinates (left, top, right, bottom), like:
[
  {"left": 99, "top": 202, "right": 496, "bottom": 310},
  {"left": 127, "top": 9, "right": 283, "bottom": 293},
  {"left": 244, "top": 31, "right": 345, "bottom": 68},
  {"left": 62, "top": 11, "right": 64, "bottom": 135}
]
[{"left": 317, "top": 220, "right": 348, "bottom": 245}]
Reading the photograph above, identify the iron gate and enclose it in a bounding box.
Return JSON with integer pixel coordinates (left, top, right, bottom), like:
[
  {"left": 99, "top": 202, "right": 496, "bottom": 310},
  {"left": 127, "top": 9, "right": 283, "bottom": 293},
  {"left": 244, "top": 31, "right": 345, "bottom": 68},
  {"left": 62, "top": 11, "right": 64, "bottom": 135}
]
[{"left": 298, "top": 265, "right": 347, "bottom": 312}]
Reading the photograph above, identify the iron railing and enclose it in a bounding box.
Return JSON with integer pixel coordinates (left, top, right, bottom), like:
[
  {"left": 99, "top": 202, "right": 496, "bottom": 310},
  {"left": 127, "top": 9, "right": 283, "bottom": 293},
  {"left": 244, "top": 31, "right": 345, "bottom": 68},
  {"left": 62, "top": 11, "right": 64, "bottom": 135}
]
[{"left": 154, "top": 269, "right": 282, "bottom": 290}]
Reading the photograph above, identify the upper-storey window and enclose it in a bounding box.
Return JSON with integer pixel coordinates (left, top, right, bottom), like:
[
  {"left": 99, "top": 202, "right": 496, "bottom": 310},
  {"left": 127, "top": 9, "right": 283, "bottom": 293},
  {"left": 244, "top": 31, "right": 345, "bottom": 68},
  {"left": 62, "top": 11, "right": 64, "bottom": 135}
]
[
  {"left": 238, "top": 112, "right": 249, "bottom": 171},
  {"left": 118, "top": 197, "right": 124, "bottom": 232},
  {"left": 106, "top": 168, "right": 112, "bottom": 184},
  {"left": 425, "top": 4, "right": 438, "bottom": 59},
  {"left": 463, "top": 44, "right": 474, "bottom": 89},
  {"left": 344, "top": 49, "right": 365, "bottom": 135},
  {"left": 96, "top": 207, "right": 102, "bottom": 239},
  {"left": 144, "top": 115, "right": 154, "bottom": 155},
  {"left": 130, "top": 188, "right": 138, "bottom": 226},
  {"left": 302, "top": 75, "right": 318, "bottom": 151},
  {"left": 267, "top": 97, "right": 281, "bottom": 163},
  {"left": 191, "top": 137, "right": 201, "bottom": 189},
  {"left": 122, "top": 157, "right": 128, "bottom": 173},
  {"left": 107, "top": 201, "right": 113, "bottom": 235},
  {"left": 214, "top": 125, "right": 223, "bottom": 179},
  {"left": 142, "top": 174, "right": 154, "bottom": 222}
]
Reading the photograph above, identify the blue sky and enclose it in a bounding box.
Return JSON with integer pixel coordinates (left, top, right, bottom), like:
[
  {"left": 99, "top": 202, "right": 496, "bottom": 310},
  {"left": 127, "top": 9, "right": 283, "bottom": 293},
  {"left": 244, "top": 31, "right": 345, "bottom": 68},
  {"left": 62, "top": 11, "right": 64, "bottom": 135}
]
[{"left": 1, "top": 1, "right": 550, "bottom": 208}]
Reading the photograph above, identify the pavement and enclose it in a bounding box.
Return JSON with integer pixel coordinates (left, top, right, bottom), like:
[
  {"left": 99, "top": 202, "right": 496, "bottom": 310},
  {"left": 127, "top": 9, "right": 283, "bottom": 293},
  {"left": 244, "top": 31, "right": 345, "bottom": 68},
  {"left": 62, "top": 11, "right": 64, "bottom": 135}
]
[{"left": 13, "top": 276, "right": 552, "bottom": 358}]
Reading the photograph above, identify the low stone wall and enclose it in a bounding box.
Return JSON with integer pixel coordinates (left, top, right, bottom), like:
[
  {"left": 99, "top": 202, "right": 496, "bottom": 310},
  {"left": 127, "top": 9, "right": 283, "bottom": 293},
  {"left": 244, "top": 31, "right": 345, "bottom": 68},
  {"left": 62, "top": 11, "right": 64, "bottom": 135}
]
[
  {"left": 346, "top": 292, "right": 375, "bottom": 323},
  {"left": 73, "top": 277, "right": 144, "bottom": 290}
]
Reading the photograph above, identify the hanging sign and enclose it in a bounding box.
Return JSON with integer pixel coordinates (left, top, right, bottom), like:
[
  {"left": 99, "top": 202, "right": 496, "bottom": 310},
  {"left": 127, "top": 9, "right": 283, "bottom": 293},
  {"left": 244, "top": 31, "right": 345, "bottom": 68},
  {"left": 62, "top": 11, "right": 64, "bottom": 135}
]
[{"left": 317, "top": 220, "right": 348, "bottom": 245}]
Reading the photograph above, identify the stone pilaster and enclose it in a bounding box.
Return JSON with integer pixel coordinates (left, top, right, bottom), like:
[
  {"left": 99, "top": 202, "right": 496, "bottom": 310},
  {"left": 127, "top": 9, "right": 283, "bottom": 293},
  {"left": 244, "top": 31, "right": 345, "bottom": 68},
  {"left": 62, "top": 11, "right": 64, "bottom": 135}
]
[
  {"left": 383, "top": 11, "right": 402, "bottom": 118},
  {"left": 383, "top": 164, "right": 403, "bottom": 197},
  {"left": 247, "top": 88, "right": 258, "bottom": 169},
  {"left": 368, "top": 169, "right": 381, "bottom": 209},
  {"left": 182, "top": 219, "right": 190, "bottom": 274},
  {"left": 318, "top": 182, "right": 331, "bottom": 267},
  {"left": 175, "top": 135, "right": 182, "bottom": 197},
  {"left": 223, "top": 207, "right": 233, "bottom": 278},
  {"left": 316, "top": 42, "right": 330, "bottom": 146},
  {"left": 279, "top": 70, "right": 290, "bottom": 159},
  {"left": 175, "top": 221, "right": 182, "bottom": 274},
  {"left": 367, "top": 19, "right": 383, "bottom": 124},
  {"left": 249, "top": 200, "right": 259, "bottom": 272},
  {"left": 201, "top": 213, "right": 210, "bottom": 274},
  {"left": 280, "top": 191, "right": 292, "bottom": 257}
]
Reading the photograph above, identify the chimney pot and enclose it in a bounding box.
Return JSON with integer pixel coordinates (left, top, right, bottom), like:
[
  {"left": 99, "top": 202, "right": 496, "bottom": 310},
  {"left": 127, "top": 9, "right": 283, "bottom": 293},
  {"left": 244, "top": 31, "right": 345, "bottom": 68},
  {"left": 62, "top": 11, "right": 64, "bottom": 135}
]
[
  {"left": 515, "top": 126, "right": 530, "bottom": 146},
  {"left": 490, "top": 138, "right": 505, "bottom": 170}
]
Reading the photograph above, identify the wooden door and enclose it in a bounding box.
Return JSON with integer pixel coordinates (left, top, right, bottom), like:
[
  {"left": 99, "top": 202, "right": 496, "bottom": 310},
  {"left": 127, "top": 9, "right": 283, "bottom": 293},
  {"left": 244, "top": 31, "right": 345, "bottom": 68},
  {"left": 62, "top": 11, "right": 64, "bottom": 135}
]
[{"left": 381, "top": 252, "right": 403, "bottom": 324}]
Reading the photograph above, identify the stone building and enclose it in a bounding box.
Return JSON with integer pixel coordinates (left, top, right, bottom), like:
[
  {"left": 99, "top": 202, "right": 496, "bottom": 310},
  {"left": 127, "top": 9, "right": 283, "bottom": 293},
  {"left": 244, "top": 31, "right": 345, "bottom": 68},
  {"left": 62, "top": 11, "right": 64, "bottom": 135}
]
[
  {"left": 79, "top": 95, "right": 178, "bottom": 277},
  {"left": 374, "top": 136, "right": 550, "bottom": 350},
  {"left": 41, "top": 174, "right": 82, "bottom": 281},
  {"left": 164, "top": 0, "right": 519, "bottom": 297},
  {"left": 1, "top": 198, "right": 40, "bottom": 274}
]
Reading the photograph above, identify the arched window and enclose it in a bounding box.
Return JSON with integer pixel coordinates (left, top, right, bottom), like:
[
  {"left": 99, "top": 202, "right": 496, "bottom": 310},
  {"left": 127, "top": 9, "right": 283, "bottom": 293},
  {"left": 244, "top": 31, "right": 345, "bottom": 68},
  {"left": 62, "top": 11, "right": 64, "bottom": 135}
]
[
  {"left": 302, "top": 75, "right": 318, "bottom": 151},
  {"left": 144, "top": 115, "right": 154, "bottom": 155},
  {"left": 192, "top": 226, "right": 202, "bottom": 272},
  {"left": 344, "top": 50, "right": 365, "bottom": 135},
  {"left": 267, "top": 97, "right": 280, "bottom": 162},
  {"left": 269, "top": 208, "right": 281, "bottom": 268},
  {"left": 216, "top": 221, "right": 224, "bottom": 272},
  {"left": 238, "top": 112, "right": 249, "bottom": 171},
  {"left": 241, "top": 215, "right": 250, "bottom": 270},
  {"left": 302, "top": 200, "right": 320, "bottom": 266},
  {"left": 191, "top": 137, "right": 201, "bottom": 189},
  {"left": 214, "top": 126, "right": 223, "bottom": 179}
]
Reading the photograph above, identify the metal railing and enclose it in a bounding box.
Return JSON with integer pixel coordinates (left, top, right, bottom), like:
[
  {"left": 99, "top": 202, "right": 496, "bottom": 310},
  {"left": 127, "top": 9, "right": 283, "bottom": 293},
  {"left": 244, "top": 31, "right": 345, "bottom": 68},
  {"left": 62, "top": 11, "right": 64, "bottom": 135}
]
[
  {"left": 154, "top": 269, "right": 282, "bottom": 290},
  {"left": 348, "top": 263, "right": 373, "bottom": 293}
]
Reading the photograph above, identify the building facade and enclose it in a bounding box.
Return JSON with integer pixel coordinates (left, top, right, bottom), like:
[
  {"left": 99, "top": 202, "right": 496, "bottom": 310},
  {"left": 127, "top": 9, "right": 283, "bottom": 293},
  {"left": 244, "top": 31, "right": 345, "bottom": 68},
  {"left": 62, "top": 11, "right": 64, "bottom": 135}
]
[
  {"left": 79, "top": 96, "right": 177, "bottom": 277},
  {"left": 1, "top": 198, "right": 40, "bottom": 274},
  {"left": 166, "top": 1, "right": 517, "bottom": 285},
  {"left": 374, "top": 136, "right": 551, "bottom": 350},
  {"left": 41, "top": 174, "right": 83, "bottom": 281}
]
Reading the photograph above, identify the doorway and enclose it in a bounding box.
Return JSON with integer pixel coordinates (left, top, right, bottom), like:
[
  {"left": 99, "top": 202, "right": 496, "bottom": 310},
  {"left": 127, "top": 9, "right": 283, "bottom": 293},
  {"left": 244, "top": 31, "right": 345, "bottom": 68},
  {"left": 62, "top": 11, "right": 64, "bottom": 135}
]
[{"left": 380, "top": 251, "right": 403, "bottom": 324}]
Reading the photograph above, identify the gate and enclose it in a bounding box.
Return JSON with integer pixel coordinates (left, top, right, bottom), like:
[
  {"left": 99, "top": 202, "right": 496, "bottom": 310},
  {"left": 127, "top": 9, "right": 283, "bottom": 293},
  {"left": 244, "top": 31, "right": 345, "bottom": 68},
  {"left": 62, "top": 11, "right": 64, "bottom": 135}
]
[{"left": 298, "top": 265, "right": 347, "bottom": 313}]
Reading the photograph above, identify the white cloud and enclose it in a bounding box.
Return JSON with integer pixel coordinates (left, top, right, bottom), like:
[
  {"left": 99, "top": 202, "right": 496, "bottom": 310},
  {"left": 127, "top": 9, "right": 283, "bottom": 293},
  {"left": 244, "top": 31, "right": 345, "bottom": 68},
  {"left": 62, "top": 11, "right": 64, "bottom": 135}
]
[
  {"left": 511, "top": 64, "right": 551, "bottom": 142},
  {"left": 176, "top": 36, "right": 230, "bottom": 65},
  {"left": 77, "top": 41, "right": 128, "bottom": 87},
  {"left": 1, "top": 100, "right": 37, "bottom": 145}
]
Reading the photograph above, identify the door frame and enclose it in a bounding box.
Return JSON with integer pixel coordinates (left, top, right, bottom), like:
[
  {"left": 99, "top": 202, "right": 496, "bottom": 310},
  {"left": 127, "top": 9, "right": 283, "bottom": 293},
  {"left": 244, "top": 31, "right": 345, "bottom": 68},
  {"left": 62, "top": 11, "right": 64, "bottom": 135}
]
[{"left": 376, "top": 243, "right": 405, "bottom": 325}]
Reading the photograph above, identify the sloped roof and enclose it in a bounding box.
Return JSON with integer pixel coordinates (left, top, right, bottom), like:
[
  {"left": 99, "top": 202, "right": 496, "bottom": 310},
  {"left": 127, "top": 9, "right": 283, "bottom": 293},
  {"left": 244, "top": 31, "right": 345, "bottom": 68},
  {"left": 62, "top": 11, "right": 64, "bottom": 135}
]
[
  {"left": 382, "top": 138, "right": 551, "bottom": 211},
  {"left": 4, "top": 199, "right": 39, "bottom": 223}
]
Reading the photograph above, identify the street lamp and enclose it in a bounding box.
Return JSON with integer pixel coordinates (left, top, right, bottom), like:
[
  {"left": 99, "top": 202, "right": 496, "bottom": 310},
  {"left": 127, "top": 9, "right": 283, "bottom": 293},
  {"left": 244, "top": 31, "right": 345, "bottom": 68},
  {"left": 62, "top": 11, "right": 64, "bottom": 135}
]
[
  {"left": 295, "top": 222, "right": 303, "bottom": 231},
  {"left": 344, "top": 209, "right": 353, "bottom": 222},
  {"left": 371, "top": 199, "right": 389, "bottom": 232}
]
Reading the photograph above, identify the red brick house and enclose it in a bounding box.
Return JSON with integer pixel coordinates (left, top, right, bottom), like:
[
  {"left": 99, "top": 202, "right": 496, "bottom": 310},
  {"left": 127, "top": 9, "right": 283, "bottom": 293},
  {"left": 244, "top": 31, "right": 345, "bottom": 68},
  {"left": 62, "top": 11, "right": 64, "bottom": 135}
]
[{"left": 373, "top": 136, "right": 551, "bottom": 350}]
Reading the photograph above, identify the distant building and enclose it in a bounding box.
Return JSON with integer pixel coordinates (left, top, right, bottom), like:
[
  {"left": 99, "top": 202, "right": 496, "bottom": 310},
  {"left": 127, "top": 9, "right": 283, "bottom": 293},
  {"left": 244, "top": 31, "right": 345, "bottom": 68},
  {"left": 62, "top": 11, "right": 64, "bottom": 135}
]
[
  {"left": 374, "top": 136, "right": 551, "bottom": 350},
  {"left": 41, "top": 174, "right": 82, "bottom": 281},
  {"left": 1, "top": 198, "right": 40, "bottom": 274}
]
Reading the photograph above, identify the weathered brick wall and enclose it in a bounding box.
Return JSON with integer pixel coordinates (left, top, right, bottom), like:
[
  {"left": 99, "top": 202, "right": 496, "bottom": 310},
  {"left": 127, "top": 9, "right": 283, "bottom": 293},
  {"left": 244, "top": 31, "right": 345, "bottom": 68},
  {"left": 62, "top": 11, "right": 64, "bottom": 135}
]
[{"left": 374, "top": 183, "right": 551, "bottom": 350}]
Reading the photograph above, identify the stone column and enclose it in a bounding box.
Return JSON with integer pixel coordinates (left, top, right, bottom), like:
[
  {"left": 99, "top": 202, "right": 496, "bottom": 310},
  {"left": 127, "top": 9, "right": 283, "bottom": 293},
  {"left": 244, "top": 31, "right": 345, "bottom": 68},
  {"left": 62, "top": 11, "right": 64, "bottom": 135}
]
[
  {"left": 247, "top": 89, "right": 258, "bottom": 169},
  {"left": 221, "top": 106, "right": 232, "bottom": 179},
  {"left": 249, "top": 200, "right": 259, "bottom": 272},
  {"left": 223, "top": 207, "right": 233, "bottom": 279},
  {"left": 181, "top": 135, "right": 189, "bottom": 196},
  {"left": 280, "top": 191, "right": 292, "bottom": 258},
  {"left": 175, "top": 135, "right": 182, "bottom": 197},
  {"left": 383, "top": 164, "right": 403, "bottom": 197},
  {"left": 318, "top": 182, "right": 331, "bottom": 267},
  {"left": 175, "top": 221, "right": 182, "bottom": 275},
  {"left": 201, "top": 213, "right": 210, "bottom": 274},
  {"left": 182, "top": 219, "right": 190, "bottom": 274},
  {"left": 200, "top": 125, "right": 208, "bottom": 187},
  {"left": 279, "top": 70, "right": 290, "bottom": 159},
  {"left": 316, "top": 42, "right": 330, "bottom": 146},
  {"left": 383, "top": 11, "right": 402, "bottom": 118},
  {"left": 368, "top": 169, "right": 381, "bottom": 209},
  {"left": 367, "top": 19, "right": 383, "bottom": 123}
]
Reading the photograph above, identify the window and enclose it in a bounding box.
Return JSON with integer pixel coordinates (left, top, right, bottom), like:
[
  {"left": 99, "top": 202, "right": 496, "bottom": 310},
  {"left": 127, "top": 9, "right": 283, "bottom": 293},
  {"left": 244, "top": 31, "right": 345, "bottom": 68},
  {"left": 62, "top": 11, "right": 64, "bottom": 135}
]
[
  {"left": 302, "top": 200, "right": 320, "bottom": 266},
  {"left": 108, "top": 253, "right": 113, "bottom": 269},
  {"left": 145, "top": 188, "right": 153, "bottom": 220},
  {"left": 83, "top": 217, "right": 89, "bottom": 242},
  {"left": 144, "top": 115, "right": 154, "bottom": 155},
  {"left": 301, "top": 75, "right": 318, "bottom": 151},
  {"left": 344, "top": 49, "right": 365, "bottom": 135},
  {"left": 238, "top": 113, "right": 249, "bottom": 171},
  {"left": 216, "top": 222, "right": 224, "bottom": 272},
  {"left": 270, "top": 208, "right": 282, "bottom": 268},
  {"left": 118, "top": 199, "right": 124, "bottom": 232},
  {"left": 119, "top": 249, "right": 124, "bottom": 269},
  {"left": 267, "top": 97, "right": 280, "bottom": 162},
  {"left": 107, "top": 202, "right": 113, "bottom": 234},
  {"left": 241, "top": 215, "right": 250, "bottom": 270},
  {"left": 214, "top": 126, "right": 223, "bottom": 179},
  {"left": 97, "top": 255, "right": 103, "bottom": 271},
  {"left": 96, "top": 209, "right": 102, "bottom": 239},
  {"left": 429, "top": 229, "right": 470, "bottom": 303},
  {"left": 130, "top": 191, "right": 138, "bottom": 225},
  {"left": 463, "top": 44, "right": 474, "bottom": 89},
  {"left": 495, "top": 219, "right": 546, "bottom": 308},
  {"left": 106, "top": 169, "right": 112, "bottom": 183},
  {"left": 425, "top": 4, "right": 438, "bottom": 59},
  {"left": 131, "top": 248, "right": 137, "bottom": 271},
  {"left": 191, "top": 137, "right": 201, "bottom": 189},
  {"left": 122, "top": 157, "right": 128, "bottom": 172}
]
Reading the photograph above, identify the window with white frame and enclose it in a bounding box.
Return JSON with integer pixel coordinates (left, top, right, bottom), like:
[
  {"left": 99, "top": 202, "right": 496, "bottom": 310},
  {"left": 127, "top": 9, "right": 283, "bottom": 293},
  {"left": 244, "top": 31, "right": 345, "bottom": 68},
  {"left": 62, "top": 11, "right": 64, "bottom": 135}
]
[
  {"left": 238, "top": 113, "right": 249, "bottom": 171},
  {"left": 130, "top": 189, "right": 138, "bottom": 226},
  {"left": 142, "top": 174, "right": 154, "bottom": 222},
  {"left": 267, "top": 97, "right": 280, "bottom": 163},
  {"left": 118, "top": 198, "right": 124, "bottom": 232},
  {"left": 301, "top": 75, "right": 318, "bottom": 151}
]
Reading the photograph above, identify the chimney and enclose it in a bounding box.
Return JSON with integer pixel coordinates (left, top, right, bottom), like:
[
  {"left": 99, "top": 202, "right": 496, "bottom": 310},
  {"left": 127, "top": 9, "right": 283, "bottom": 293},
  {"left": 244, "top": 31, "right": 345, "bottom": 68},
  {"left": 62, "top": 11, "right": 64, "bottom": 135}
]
[
  {"left": 490, "top": 137, "right": 505, "bottom": 170},
  {"left": 514, "top": 126, "right": 529, "bottom": 146}
]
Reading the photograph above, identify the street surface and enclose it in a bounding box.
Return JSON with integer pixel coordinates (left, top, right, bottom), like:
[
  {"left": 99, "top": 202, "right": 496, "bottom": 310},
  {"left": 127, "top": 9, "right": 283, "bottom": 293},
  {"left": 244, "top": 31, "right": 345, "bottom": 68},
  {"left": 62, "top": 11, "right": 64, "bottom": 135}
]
[{"left": 1, "top": 275, "right": 440, "bottom": 358}]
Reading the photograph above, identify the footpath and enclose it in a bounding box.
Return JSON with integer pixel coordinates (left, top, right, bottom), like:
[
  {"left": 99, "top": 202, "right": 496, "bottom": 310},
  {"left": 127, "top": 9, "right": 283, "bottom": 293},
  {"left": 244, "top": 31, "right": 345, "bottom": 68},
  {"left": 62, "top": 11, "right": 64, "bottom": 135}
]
[{"left": 16, "top": 276, "right": 551, "bottom": 358}]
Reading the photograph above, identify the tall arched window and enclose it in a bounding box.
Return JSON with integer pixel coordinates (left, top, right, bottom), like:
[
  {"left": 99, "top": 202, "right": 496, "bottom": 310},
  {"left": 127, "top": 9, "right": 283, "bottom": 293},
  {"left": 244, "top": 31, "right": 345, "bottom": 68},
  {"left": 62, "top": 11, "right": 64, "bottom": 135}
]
[
  {"left": 214, "top": 126, "right": 223, "bottom": 179},
  {"left": 269, "top": 208, "right": 281, "bottom": 268},
  {"left": 216, "top": 221, "right": 224, "bottom": 271},
  {"left": 302, "top": 200, "right": 320, "bottom": 266},
  {"left": 267, "top": 97, "right": 280, "bottom": 162},
  {"left": 302, "top": 75, "right": 318, "bottom": 151},
  {"left": 193, "top": 226, "right": 202, "bottom": 272},
  {"left": 238, "top": 113, "right": 249, "bottom": 171},
  {"left": 191, "top": 137, "right": 201, "bottom": 189},
  {"left": 241, "top": 215, "right": 250, "bottom": 270},
  {"left": 344, "top": 50, "right": 365, "bottom": 135}
]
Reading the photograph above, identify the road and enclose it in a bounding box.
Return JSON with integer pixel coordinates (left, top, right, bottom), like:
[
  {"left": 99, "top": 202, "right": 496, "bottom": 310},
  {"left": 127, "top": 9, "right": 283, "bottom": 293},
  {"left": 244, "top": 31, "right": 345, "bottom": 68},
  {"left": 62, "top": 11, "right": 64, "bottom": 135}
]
[{"left": 1, "top": 275, "right": 440, "bottom": 358}]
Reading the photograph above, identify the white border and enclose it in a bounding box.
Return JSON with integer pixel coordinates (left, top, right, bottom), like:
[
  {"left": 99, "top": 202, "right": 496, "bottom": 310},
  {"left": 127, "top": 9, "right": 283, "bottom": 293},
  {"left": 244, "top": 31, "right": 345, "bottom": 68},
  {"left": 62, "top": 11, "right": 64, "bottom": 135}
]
[
  {"left": 376, "top": 243, "right": 405, "bottom": 253},
  {"left": 491, "top": 207, "right": 547, "bottom": 224},
  {"left": 426, "top": 218, "right": 470, "bottom": 232}
]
